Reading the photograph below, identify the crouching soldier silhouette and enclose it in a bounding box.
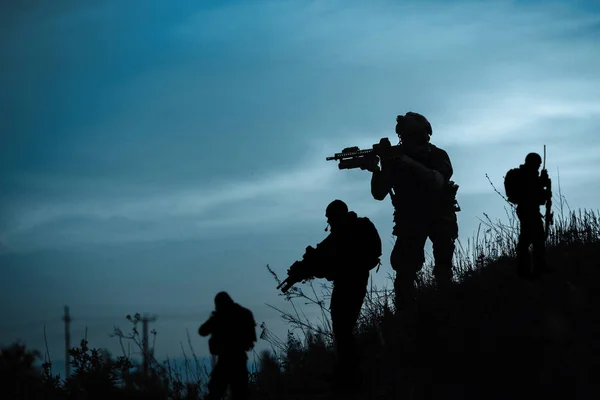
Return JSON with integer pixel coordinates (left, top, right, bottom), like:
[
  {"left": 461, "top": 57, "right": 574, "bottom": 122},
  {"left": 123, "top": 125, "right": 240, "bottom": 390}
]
[
  {"left": 504, "top": 152, "right": 554, "bottom": 279},
  {"left": 367, "top": 112, "right": 460, "bottom": 310},
  {"left": 198, "top": 291, "right": 257, "bottom": 400},
  {"left": 277, "top": 200, "right": 382, "bottom": 394}
]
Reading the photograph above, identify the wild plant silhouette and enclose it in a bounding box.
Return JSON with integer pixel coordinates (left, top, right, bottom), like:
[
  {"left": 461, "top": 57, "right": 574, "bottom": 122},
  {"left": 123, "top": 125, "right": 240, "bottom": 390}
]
[{"left": 2, "top": 179, "right": 599, "bottom": 399}]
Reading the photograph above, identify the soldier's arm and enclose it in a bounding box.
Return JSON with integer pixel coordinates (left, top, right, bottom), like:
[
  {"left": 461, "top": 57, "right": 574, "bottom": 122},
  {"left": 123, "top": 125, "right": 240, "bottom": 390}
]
[
  {"left": 198, "top": 313, "right": 216, "bottom": 337},
  {"left": 430, "top": 148, "right": 454, "bottom": 182},
  {"left": 396, "top": 149, "right": 448, "bottom": 191},
  {"left": 371, "top": 169, "right": 391, "bottom": 200},
  {"left": 310, "top": 237, "right": 334, "bottom": 278}
]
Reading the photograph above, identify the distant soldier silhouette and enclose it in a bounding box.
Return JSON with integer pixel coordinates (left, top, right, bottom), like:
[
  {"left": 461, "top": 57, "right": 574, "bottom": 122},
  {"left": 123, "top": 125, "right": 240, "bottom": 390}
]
[
  {"left": 198, "top": 291, "right": 257, "bottom": 400},
  {"left": 278, "top": 200, "right": 382, "bottom": 393},
  {"left": 504, "top": 152, "right": 553, "bottom": 279},
  {"left": 367, "top": 112, "right": 460, "bottom": 310}
]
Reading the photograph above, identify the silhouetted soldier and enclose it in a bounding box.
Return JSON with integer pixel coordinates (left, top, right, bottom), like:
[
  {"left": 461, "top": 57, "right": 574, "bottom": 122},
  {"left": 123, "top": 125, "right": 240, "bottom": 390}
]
[
  {"left": 198, "top": 291, "right": 257, "bottom": 400},
  {"left": 278, "top": 200, "right": 382, "bottom": 393},
  {"left": 368, "top": 112, "right": 460, "bottom": 310},
  {"left": 504, "top": 152, "right": 553, "bottom": 279}
]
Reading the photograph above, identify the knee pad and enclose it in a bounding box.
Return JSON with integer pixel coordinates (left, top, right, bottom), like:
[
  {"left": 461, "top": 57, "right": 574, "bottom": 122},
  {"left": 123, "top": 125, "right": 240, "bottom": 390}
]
[
  {"left": 433, "top": 243, "right": 455, "bottom": 262},
  {"left": 390, "top": 242, "right": 425, "bottom": 273},
  {"left": 432, "top": 237, "right": 455, "bottom": 259}
]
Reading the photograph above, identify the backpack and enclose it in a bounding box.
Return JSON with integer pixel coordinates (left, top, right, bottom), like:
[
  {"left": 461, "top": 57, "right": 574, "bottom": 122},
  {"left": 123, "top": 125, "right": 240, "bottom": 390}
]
[
  {"left": 504, "top": 167, "right": 524, "bottom": 204},
  {"left": 238, "top": 306, "right": 257, "bottom": 352},
  {"left": 208, "top": 306, "right": 257, "bottom": 355},
  {"left": 354, "top": 217, "right": 382, "bottom": 271}
]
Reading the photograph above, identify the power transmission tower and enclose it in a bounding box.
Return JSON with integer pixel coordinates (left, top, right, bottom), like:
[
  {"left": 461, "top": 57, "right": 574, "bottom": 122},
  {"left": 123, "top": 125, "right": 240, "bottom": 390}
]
[
  {"left": 141, "top": 314, "right": 157, "bottom": 377},
  {"left": 62, "top": 305, "right": 71, "bottom": 379}
]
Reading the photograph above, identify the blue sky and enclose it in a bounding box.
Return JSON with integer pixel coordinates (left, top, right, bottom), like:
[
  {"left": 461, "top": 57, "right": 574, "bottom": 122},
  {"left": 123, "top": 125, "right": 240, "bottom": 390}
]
[{"left": 1, "top": 0, "right": 600, "bottom": 364}]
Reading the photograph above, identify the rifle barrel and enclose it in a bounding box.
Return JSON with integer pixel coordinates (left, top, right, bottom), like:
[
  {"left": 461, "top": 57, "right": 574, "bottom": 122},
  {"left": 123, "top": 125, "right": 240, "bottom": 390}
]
[
  {"left": 326, "top": 148, "right": 375, "bottom": 161},
  {"left": 276, "top": 278, "right": 288, "bottom": 290}
]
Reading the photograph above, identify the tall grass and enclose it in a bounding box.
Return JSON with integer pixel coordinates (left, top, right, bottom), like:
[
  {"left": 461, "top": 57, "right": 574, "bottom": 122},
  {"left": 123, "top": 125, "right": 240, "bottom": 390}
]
[
  {"left": 2, "top": 178, "right": 599, "bottom": 399},
  {"left": 254, "top": 178, "right": 600, "bottom": 399}
]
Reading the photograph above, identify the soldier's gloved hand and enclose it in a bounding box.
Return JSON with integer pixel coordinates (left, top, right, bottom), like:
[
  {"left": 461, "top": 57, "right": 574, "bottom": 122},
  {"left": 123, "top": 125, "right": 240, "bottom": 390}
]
[{"left": 361, "top": 155, "right": 380, "bottom": 172}]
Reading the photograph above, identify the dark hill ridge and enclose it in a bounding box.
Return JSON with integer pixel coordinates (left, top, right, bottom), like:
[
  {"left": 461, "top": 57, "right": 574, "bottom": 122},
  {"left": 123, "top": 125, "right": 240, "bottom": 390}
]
[
  {"left": 2, "top": 209, "right": 599, "bottom": 399},
  {"left": 256, "top": 209, "right": 600, "bottom": 399},
  {"left": 356, "top": 241, "right": 600, "bottom": 399}
]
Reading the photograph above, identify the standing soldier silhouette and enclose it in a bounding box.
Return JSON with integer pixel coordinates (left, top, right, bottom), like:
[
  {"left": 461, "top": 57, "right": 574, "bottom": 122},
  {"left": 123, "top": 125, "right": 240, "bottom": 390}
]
[
  {"left": 198, "top": 291, "right": 257, "bottom": 400},
  {"left": 367, "top": 112, "right": 460, "bottom": 310},
  {"left": 277, "top": 199, "right": 382, "bottom": 394},
  {"left": 504, "top": 152, "right": 554, "bottom": 279}
]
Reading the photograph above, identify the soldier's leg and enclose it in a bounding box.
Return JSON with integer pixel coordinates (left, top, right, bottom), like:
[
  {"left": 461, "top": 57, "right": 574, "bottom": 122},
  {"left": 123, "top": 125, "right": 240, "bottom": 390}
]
[
  {"left": 206, "top": 359, "right": 229, "bottom": 400},
  {"left": 329, "top": 285, "right": 346, "bottom": 390},
  {"left": 330, "top": 281, "right": 367, "bottom": 390},
  {"left": 429, "top": 213, "right": 459, "bottom": 286},
  {"left": 229, "top": 355, "right": 250, "bottom": 400},
  {"left": 516, "top": 210, "right": 534, "bottom": 278},
  {"left": 390, "top": 232, "right": 427, "bottom": 311},
  {"left": 531, "top": 214, "right": 550, "bottom": 275}
]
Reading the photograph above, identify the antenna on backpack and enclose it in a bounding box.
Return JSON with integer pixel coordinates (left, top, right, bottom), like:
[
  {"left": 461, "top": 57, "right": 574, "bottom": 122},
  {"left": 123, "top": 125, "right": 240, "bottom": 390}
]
[{"left": 543, "top": 144, "right": 546, "bottom": 170}]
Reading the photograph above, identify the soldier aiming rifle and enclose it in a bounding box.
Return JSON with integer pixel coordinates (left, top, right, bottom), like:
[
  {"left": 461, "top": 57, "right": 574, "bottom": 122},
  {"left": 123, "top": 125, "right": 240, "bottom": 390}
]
[
  {"left": 198, "top": 292, "right": 257, "bottom": 400},
  {"left": 277, "top": 200, "right": 382, "bottom": 394},
  {"left": 327, "top": 112, "right": 461, "bottom": 311}
]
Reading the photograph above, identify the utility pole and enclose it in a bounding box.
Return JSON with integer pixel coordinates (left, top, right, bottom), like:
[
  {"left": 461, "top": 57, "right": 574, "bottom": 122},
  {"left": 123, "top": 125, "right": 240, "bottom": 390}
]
[
  {"left": 62, "top": 305, "right": 71, "bottom": 379},
  {"left": 141, "top": 314, "right": 157, "bottom": 377}
]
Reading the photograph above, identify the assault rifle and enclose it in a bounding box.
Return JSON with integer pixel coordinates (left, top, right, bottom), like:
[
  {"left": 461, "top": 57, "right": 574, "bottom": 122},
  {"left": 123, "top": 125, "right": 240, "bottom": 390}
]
[
  {"left": 277, "top": 246, "right": 318, "bottom": 293},
  {"left": 326, "top": 138, "right": 403, "bottom": 170},
  {"left": 277, "top": 237, "right": 335, "bottom": 293},
  {"left": 542, "top": 144, "right": 554, "bottom": 239}
]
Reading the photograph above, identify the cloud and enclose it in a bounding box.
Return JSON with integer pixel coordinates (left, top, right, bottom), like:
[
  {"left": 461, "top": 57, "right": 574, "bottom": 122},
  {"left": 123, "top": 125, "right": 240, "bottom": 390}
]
[
  {"left": 3, "top": 0, "right": 600, "bottom": 253},
  {"left": 3, "top": 141, "right": 379, "bottom": 250}
]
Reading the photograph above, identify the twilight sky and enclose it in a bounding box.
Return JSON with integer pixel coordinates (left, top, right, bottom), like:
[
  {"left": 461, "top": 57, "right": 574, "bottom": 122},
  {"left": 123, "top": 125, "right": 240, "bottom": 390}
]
[{"left": 1, "top": 0, "right": 600, "bottom": 364}]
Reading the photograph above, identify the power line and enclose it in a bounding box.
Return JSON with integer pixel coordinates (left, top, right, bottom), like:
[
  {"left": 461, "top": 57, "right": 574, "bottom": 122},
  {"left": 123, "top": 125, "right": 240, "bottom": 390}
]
[
  {"left": 62, "top": 306, "right": 71, "bottom": 379},
  {"left": 141, "top": 314, "right": 157, "bottom": 378}
]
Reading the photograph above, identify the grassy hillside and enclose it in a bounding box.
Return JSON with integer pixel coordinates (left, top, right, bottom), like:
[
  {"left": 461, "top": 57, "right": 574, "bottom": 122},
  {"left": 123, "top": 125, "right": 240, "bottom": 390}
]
[
  {"left": 257, "top": 204, "right": 600, "bottom": 399},
  {"left": 2, "top": 194, "right": 599, "bottom": 399}
]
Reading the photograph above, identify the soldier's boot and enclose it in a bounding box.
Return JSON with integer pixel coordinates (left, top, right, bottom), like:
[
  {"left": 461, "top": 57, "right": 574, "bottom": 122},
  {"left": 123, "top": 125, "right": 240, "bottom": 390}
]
[
  {"left": 205, "top": 374, "right": 227, "bottom": 400},
  {"left": 433, "top": 265, "right": 454, "bottom": 290},
  {"left": 516, "top": 243, "right": 533, "bottom": 279},
  {"left": 431, "top": 233, "right": 456, "bottom": 289},
  {"left": 532, "top": 260, "right": 554, "bottom": 278},
  {"left": 394, "top": 275, "right": 417, "bottom": 312},
  {"left": 532, "top": 242, "right": 553, "bottom": 276}
]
